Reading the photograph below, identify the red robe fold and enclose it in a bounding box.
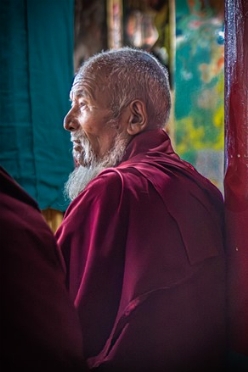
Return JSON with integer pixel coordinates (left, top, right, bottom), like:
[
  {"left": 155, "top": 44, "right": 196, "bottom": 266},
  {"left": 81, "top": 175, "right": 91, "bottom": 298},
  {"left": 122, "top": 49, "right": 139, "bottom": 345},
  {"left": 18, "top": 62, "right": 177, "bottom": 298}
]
[
  {"left": 56, "top": 129, "right": 227, "bottom": 371},
  {"left": 0, "top": 166, "right": 88, "bottom": 371}
]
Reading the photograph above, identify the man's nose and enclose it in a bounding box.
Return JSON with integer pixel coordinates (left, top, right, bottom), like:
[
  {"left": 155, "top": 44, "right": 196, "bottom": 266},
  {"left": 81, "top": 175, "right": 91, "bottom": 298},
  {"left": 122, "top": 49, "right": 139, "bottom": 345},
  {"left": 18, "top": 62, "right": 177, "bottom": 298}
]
[{"left": 63, "top": 108, "right": 80, "bottom": 131}]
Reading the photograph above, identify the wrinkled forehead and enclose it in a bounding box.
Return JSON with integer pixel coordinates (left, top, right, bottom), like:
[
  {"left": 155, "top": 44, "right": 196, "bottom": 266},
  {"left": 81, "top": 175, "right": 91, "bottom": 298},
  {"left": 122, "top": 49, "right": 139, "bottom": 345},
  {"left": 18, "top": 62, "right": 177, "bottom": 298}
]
[
  {"left": 70, "top": 63, "right": 112, "bottom": 107},
  {"left": 71, "top": 71, "right": 94, "bottom": 98},
  {"left": 70, "top": 80, "right": 94, "bottom": 101},
  {"left": 71, "top": 61, "right": 109, "bottom": 97}
]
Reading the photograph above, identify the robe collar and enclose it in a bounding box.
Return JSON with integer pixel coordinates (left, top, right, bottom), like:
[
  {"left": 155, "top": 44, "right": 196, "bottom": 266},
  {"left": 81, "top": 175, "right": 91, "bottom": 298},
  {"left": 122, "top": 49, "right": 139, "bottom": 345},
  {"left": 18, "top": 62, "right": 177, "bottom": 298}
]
[{"left": 121, "top": 128, "right": 180, "bottom": 164}]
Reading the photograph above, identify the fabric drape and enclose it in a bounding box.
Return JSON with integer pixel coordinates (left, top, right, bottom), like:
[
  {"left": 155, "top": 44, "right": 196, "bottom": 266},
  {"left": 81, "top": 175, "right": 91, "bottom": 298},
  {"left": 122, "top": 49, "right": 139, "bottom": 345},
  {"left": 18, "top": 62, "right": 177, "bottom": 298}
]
[{"left": 0, "top": 0, "right": 74, "bottom": 211}]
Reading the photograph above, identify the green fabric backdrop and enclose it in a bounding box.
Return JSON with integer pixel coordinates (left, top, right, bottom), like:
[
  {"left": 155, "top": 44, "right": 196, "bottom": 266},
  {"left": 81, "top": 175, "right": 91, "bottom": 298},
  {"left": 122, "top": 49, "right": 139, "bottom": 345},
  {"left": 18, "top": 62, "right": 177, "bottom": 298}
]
[{"left": 0, "top": 0, "right": 74, "bottom": 211}]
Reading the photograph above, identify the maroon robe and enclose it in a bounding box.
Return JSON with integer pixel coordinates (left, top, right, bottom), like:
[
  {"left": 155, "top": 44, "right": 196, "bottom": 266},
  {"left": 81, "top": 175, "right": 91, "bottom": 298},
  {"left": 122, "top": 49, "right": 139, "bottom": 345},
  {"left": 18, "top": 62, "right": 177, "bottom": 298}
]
[
  {"left": 56, "top": 129, "right": 227, "bottom": 371},
  {"left": 0, "top": 166, "right": 88, "bottom": 371}
]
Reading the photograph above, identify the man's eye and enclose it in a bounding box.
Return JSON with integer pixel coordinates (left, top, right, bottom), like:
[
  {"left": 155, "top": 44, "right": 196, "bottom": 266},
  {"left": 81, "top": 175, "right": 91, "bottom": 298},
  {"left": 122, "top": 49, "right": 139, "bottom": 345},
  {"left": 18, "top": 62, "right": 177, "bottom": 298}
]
[{"left": 78, "top": 101, "right": 88, "bottom": 111}]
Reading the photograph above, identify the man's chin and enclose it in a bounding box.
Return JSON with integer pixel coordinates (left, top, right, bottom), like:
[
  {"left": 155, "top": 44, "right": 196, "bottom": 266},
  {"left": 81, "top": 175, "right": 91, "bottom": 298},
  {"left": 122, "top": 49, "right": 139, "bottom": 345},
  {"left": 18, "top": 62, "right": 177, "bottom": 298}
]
[{"left": 73, "top": 152, "right": 87, "bottom": 167}]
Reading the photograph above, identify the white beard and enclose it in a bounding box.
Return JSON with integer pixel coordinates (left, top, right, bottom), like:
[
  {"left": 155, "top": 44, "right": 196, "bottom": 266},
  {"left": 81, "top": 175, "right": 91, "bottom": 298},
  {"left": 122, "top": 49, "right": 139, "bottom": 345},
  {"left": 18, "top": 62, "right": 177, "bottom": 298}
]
[{"left": 64, "top": 132, "right": 128, "bottom": 201}]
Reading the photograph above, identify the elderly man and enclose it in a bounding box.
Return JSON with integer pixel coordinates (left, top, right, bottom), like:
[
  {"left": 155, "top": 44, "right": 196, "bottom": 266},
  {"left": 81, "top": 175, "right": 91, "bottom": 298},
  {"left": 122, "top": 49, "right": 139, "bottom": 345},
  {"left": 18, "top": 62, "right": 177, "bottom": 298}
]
[{"left": 55, "top": 47, "right": 227, "bottom": 371}]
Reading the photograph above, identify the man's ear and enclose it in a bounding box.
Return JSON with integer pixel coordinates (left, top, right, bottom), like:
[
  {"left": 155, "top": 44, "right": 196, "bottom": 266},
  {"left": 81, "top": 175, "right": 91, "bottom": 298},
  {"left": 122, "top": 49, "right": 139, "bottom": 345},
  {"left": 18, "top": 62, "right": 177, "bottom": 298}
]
[{"left": 127, "top": 100, "right": 148, "bottom": 135}]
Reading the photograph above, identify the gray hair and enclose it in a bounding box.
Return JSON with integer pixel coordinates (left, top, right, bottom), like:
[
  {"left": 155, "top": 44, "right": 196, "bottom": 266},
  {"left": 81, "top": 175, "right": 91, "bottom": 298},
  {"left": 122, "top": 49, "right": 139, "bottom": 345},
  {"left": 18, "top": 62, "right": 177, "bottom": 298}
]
[{"left": 73, "top": 46, "right": 171, "bottom": 128}]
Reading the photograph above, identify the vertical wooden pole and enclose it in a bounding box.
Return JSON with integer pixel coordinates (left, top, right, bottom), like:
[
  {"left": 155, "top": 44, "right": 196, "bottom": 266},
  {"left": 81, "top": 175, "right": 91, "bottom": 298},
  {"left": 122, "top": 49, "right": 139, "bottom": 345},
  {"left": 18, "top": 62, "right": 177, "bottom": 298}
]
[
  {"left": 224, "top": 0, "right": 248, "bottom": 355},
  {"left": 167, "top": 0, "right": 176, "bottom": 147},
  {"left": 107, "top": 0, "right": 123, "bottom": 49}
]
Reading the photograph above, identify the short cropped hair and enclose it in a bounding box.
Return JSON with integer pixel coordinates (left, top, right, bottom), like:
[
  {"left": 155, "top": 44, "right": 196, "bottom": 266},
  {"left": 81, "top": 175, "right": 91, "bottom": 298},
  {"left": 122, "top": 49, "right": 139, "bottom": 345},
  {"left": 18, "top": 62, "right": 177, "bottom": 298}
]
[{"left": 73, "top": 47, "right": 171, "bottom": 128}]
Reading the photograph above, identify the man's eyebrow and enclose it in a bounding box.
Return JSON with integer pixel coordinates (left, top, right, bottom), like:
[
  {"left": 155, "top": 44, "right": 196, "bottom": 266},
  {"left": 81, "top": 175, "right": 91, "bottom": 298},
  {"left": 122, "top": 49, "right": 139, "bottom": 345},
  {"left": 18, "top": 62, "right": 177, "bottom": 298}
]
[
  {"left": 71, "top": 88, "right": 92, "bottom": 99},
  {"left": 69, "top": 91, "right": 86, "bottom": 101}
]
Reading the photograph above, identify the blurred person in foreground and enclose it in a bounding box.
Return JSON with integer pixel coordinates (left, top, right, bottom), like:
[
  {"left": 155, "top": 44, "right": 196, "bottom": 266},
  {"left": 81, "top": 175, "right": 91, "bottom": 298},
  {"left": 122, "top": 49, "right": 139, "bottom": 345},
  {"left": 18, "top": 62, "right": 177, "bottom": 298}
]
[
  {"left": 0, "top": 165, "right": 88, "bottom": 371},
  {"left": 55, "top": 47, "right": 228, "bottom": 372}
]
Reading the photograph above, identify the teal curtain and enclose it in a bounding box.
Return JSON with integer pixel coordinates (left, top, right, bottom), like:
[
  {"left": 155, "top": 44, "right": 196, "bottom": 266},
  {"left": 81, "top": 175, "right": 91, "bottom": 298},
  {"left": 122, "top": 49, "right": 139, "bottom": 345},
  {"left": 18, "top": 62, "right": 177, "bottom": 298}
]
[{"left": 0, "top": 0, "right": 74, "bottom": 211}]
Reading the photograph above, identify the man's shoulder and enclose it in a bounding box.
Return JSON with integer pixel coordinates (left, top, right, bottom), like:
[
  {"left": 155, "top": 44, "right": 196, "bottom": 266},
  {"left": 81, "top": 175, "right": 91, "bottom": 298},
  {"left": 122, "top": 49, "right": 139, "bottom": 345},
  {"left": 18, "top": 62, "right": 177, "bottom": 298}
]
[
  {"left": 71, "top": 168, "right": 126, "bottom": 208},
  {"left": 87, "top": 167, "right": 125, "bottom": 189}
]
